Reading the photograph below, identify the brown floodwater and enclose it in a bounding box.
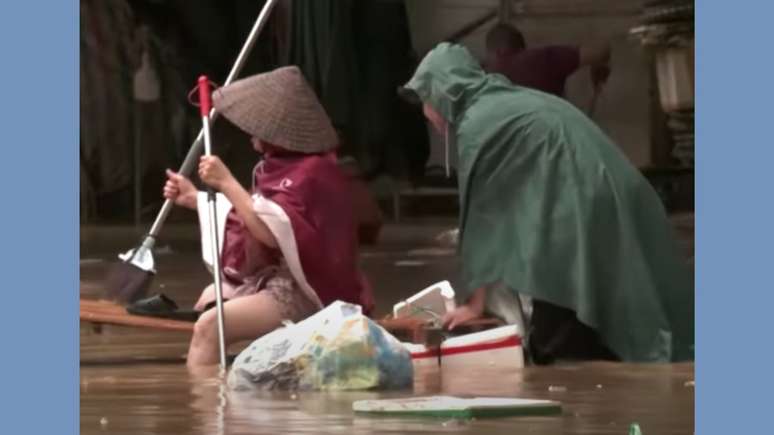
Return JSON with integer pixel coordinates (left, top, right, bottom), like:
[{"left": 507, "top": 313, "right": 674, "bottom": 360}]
[
  {"left": 81, "top": 221, "right": 694, "bottom": 434},
  {"left": 81, "top": 358, "right": 694, "bottom": 435}
]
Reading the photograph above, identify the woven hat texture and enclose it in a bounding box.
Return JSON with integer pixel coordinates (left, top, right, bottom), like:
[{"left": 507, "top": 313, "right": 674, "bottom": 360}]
[{"left": 212, "top": 66, "right": 338, "bottom": 153}]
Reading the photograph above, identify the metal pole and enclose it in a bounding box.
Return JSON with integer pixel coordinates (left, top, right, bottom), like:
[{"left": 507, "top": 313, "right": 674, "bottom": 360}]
[
  {"left": 198, "top": 76, "right": 228, "bottom": 369},
  {"left": 147, "top": 0, "right": 280, "bottom": 238}
]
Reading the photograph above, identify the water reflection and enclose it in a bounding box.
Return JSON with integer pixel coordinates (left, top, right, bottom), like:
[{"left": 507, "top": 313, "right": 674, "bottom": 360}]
[
  {"left": 81, "top": 362, "right": 693, "bottom": 435},
  {"left": 80, "top": 224, "right": 693, "bottom": 435}
]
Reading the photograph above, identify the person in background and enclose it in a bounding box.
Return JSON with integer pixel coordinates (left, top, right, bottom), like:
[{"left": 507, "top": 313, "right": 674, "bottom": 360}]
[
  {"left": 401, "top": 43, "right": 693, "bottom": 365},
  {"left": 484, "top": 22, "right": 611, "bottom": 98}
]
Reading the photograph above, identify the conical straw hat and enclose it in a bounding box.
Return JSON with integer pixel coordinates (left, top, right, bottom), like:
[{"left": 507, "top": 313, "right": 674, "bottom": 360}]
[{"left": 212, "top": 66, "right": 338, "bottom": 153}]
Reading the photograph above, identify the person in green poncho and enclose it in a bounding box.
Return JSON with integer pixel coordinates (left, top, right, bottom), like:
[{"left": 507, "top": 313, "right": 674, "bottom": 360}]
[{"left": 401, "top": 43, "right": 693, "bottom": 364}]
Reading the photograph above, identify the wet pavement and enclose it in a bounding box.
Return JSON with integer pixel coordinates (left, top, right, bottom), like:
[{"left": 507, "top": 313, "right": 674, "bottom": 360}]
[{"left": 80, "top": 218, "right": 694, "bottom": 434}]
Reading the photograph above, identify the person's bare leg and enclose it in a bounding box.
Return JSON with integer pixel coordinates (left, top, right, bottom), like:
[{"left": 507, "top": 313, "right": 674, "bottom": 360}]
[
  {"left": 193, "top": 282, "right": 237, "bottom": 312},
  {"left": 186, "top": 291, "right": 286, "bottom": 367}
]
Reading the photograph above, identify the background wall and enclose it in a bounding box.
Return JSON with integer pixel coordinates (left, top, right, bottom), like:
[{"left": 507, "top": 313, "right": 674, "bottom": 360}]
[{"left": 405, "top": 0, "right": 656, "bottom": 169}]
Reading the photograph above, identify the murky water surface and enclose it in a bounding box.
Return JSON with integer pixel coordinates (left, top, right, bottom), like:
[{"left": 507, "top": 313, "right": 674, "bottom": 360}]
[
  {"left": 81, "top": 222, "right": 694, "bottom": 434},
  {"left": 81, "top": 359, "right": 694, "bottom": 435}
]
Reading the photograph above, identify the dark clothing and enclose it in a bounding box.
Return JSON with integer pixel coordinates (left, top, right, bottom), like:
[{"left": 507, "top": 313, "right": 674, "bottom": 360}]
[
  {"left": 486, "top": 45, "right": 580, "bottom": 98},
  {"left": 528, "top": 300, "right": 620, "bottom": 365}
]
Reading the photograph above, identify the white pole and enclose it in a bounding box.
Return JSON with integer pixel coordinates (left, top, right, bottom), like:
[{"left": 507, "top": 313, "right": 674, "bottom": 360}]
[{"left": 198, "top": 76, "right": 227, "bottom": 369}]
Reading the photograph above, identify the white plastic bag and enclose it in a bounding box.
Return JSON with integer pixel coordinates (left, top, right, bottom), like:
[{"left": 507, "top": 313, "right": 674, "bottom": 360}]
[{"left": 228, "top": 301, "right": 413, "bottom": 391}]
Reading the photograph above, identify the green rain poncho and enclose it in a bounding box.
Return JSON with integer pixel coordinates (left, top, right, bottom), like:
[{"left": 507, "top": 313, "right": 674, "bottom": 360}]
[{"left": 404, "top": 43, "right": 693, "bottom": 362}]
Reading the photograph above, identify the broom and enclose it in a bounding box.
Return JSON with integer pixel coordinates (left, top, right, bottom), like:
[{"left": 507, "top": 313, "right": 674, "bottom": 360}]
[{"left": 104, "top": 0, "right": 279, "bottom": 304}]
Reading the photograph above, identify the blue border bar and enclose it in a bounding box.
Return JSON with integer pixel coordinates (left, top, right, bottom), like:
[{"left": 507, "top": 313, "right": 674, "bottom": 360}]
[
  {"left": 697, "top": 2, "right": 774, "bottom": 434},
  {"left": 0, "top": 2, "right": 79, "bottom": 434}
]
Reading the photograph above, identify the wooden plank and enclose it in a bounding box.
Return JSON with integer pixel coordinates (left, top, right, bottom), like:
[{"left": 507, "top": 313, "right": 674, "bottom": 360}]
[
  {"left": 80, "top": 299, "right": 504, "bottom": 339},
  {"left": 80, "top": 299, "right": 195, "bottom": 332}
]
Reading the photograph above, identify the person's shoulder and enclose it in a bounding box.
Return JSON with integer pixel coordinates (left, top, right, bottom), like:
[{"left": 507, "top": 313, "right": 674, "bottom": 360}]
[
  {"left": 298, "top": 153, "right": 338, "bottom": 171},
  {"left": 294, "top": 154, "right": 348, "bottom": 183}
]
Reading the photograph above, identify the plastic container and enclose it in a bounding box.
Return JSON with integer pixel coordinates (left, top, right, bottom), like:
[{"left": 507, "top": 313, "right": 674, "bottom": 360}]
[{"left": 392, "top": 280, "right": 457, "bottom": 322}]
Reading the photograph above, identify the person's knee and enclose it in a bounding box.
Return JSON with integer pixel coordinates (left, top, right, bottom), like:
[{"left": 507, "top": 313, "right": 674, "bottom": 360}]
[{"left": 192, "top": 310, "right": 218, "bottom": 345}]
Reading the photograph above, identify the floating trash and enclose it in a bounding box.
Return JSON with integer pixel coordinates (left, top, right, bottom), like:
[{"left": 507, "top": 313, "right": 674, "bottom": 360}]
[
  {"left": 80, "top": 258, "right": 105, "bottom": 265},
  {"left": 407, "top": 248, "right": 455, "bottom": 257},
  {"left": 228, "top": 301, "right": 412, "bottom": 391},
  {"left": 395, "top": 260, "right": 426, "bottom": 267},
  {"left": 548, "top": 385, "right": 567, "bottom": 393},
  {"left": 435, "top": 228, "right": 459, "bottom": 247},
  {"left": 353, "top": 396, "right": 561, "bottom": 419},
  {"left": 441, "top": 418, "right": 467, "bottom": 427}
]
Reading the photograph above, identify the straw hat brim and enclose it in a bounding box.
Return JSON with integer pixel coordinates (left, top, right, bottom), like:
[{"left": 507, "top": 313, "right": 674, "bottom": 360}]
[{"left": 212, "top": 66, "right": 338, "bottom": 154}]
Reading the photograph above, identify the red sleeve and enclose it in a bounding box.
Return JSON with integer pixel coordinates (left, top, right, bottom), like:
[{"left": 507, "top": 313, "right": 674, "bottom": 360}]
[{"left": 541, "top": 45, "right": 580, "bottom": 80}]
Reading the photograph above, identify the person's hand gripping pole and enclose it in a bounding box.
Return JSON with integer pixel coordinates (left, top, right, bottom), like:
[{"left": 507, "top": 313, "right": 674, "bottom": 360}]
[{"left": 198, "top": 76, "right": 228, "bottom": 370}]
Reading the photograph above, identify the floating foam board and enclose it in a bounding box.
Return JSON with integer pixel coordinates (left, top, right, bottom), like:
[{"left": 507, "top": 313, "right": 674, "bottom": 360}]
[
  {"left": 440, "top": 325, "right": 524, "bottom": 370},
  {"left": 403, "top": 342, "right": 440, "bottom": 369},
  {"left": 393, "top": 280, "right": 456, "bottom": 322},
  {"left": 353, "top": 396, "right": 561, "bottom": 419},
  {"left": 401, "top": 325, "right": 524, "bottom": 370}
]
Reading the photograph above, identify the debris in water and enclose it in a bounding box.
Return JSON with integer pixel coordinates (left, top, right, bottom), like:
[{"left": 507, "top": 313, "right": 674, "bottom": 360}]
[
  {"left": 407, "top": 248, "right": 455, "bottom": 257},
  {"left": 80, "top": 258, "right": 104, "bottom": 265},
  {"left": 435, "top": 228, "right": 459, "bottom": 247},
  {"left": 548, "top": 385, "right": 567, "bottom": 393},
  {"left": 290, "top": 394, "right": 298, "bottom": 400},
  {"left": 100, "top": 417, "right": 108, "bottom": 427},
  {"left": 441, "top": 419, "right": 467, "bottom": 427},
  {"left": 596, "top": 384, "right": 603, "bottom": 389},
  {"left": 395, "top": 260, "right": 426, "bottom": 267},
  {"left": 684, "top": 380, "right": 694, "bottom": 387},
  {"left": 629, "top": 422, "right": 643, "bottom": 435},
  {"left": 228, "top": 301, "right": 412, "bottom": 391},
  {"left": 353, "top": 396, "right": 561, "bottom": 419}
]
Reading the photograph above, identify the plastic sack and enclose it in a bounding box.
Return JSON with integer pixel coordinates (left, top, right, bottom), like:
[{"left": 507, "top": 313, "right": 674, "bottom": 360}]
[{"left": 227, "top": 301, "right": 413, "bottom": 391}]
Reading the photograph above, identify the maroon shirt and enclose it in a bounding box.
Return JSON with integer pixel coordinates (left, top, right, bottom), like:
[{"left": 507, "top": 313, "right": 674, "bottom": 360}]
[
  {"left": 486, "top": 45, "right": 580, "bottom": 98},
  {"left": 220, "top": 153, "right": 372, "bottom": 313}
]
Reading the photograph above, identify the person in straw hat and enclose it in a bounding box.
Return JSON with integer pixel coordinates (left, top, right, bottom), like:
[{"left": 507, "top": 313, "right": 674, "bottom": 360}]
[{"left": 163, "top": 66, "right": 373, "bottom": 367}]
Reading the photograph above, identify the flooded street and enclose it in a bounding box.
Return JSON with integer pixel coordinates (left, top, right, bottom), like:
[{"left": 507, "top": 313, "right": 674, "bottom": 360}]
[
  {"left": 81, "top": 361, "right": 694, "bottom": 434},
  {"left": 81, "top": 220, "right": 694, "bottom": 434}
]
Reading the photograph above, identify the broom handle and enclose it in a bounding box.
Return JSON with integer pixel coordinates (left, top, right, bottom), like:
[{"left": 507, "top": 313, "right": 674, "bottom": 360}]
[{"left": 147, "top": 0, "right": 279, "bottom": 238}]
